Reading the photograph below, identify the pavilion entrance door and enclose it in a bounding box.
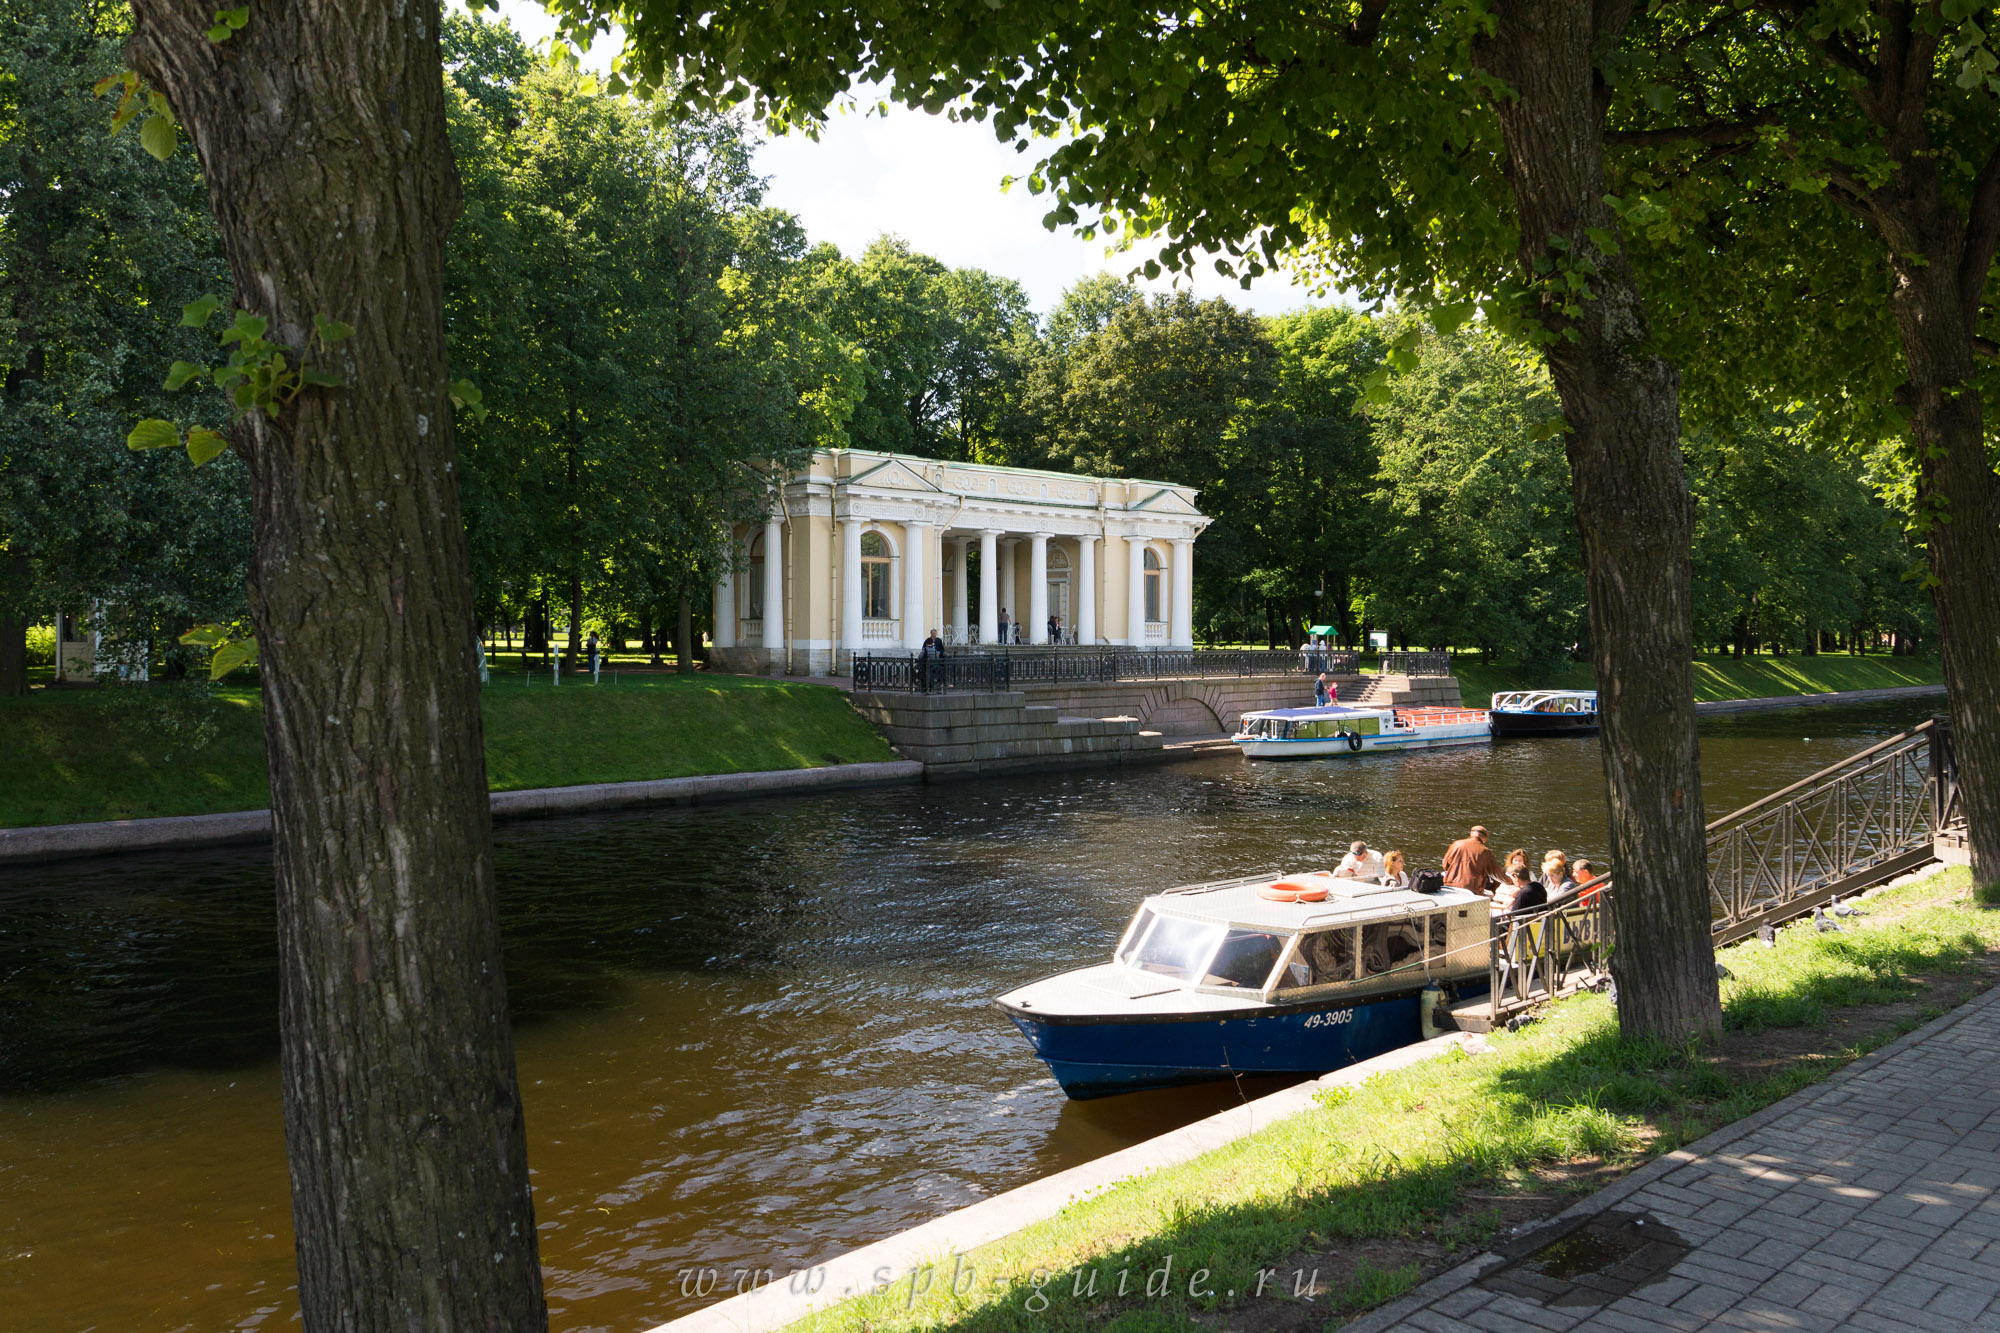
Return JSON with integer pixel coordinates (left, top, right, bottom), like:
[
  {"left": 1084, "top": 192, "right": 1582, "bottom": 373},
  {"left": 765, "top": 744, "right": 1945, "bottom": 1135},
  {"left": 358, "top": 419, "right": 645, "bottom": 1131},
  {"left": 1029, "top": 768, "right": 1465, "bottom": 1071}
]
[{"left": 1047, "top": 577, "right": 1070, "bottom": 641}]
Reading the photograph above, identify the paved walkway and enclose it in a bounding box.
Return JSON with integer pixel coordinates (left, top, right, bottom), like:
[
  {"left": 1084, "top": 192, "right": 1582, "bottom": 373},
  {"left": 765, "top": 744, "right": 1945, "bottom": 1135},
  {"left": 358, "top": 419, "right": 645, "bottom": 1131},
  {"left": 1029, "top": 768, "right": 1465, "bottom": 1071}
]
[{"left": 1355, "top": 981, "right": 2000, "bottom": 1333}]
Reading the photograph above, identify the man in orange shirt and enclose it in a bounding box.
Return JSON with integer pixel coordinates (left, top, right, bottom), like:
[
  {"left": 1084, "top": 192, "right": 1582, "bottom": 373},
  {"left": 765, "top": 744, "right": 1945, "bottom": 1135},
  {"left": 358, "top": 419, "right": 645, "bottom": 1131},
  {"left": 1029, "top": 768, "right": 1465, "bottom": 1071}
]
[{"left": 1442, "top": 825, "right": 1501, "bottom": 897}]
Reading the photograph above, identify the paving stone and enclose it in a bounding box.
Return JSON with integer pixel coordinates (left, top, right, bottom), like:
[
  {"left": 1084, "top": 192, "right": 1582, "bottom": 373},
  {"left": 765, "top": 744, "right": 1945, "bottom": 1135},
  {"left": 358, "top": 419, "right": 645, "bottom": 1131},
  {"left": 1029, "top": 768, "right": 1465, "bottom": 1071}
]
[{"left": 1365, "top": 989, "right": 2000, "bottom": 1333}]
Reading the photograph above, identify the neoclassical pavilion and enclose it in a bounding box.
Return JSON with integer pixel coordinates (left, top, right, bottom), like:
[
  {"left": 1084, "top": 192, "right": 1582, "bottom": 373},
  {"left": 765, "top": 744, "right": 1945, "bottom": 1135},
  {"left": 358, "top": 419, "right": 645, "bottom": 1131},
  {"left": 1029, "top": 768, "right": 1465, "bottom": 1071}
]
[{"left": 710, "top": 449, "right": 1211, "bottom": 675}]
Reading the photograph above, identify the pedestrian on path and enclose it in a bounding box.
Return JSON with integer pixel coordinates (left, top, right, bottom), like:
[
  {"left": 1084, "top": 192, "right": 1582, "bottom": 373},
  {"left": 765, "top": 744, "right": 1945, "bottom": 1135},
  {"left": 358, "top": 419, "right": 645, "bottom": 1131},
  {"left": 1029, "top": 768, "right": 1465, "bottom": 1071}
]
[
  {"left": 586, "top": 631, "right": 602, "bottom": 683},
  {"left": 1315, "top": 672, "right": 1331, "bottom": 706}
]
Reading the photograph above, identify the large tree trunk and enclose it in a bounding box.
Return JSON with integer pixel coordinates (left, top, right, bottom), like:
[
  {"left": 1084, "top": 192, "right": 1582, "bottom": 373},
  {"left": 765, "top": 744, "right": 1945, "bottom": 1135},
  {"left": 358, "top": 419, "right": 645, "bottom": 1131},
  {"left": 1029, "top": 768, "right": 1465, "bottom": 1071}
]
[
  {"left": 127, "top": 5, "right": 546, "bottom": 1328},
  {"left": 1479, "top": 0, "right": 1721, "bottom": 1043},
  {"left": 0, "top": 549, "right": 27, "bottom": 697},
  {"left": 677, "top": 590, "right": 694, "bottom": 674},
  {"left": 565, "top": 573, "right": 583, "bottom": 673},
  {"left": 1883, "top": 254, "right": 2000, "bottom": 881}
]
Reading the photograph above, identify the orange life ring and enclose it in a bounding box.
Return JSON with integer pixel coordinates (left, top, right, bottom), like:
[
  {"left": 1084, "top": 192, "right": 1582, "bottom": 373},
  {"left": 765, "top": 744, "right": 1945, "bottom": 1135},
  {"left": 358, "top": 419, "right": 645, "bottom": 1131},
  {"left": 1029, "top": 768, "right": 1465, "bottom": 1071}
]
[
  {"left": 1294, "top": 885, "right": 1330, "bottom": 902},
  {"left": 1258, "top": 883, "right": 1302, "bottom": 902}
]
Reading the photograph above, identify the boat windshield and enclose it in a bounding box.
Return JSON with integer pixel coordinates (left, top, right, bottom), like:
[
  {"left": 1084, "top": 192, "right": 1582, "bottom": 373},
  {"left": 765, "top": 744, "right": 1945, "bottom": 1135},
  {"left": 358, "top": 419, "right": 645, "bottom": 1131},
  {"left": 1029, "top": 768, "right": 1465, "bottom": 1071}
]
[{"left": 1123, "top": 914, "right": 1227, "bottom": 982}]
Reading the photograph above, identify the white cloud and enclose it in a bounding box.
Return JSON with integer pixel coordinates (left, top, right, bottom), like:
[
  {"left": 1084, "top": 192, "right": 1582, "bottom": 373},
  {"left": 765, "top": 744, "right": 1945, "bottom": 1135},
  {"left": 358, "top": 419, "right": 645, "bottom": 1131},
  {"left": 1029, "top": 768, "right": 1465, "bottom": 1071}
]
[{"left": 472, "top": 0, "right": 1339, "bottom": 318}]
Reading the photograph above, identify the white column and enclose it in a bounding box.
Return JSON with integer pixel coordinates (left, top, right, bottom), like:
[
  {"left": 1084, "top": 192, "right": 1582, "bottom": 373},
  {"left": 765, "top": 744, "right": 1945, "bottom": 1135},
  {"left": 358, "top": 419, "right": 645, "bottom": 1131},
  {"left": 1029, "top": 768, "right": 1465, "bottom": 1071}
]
[
  {"left": 978, "top": 530, "right": 999, "bottom": 646},
  {"left": 997, "top": 539, "right": 1016, "bottom": 636},
  {"left": 713, "top": 557, "right": 736, "bottom": 649},
  {"left": 1172, "top": 536, "right": 1194, "bottom": 648},
  {"left": 1028, "top": 533, "right": 1050, "bottom": 645},
  {"left": 950, "top": 537, "right": 969, "bottom": 644},
  {"left": 1076, "top": 535, "right": 1096, "bottom": 646},
  {"left": 763, "top": 517, "right": 785, "bottom": 657},
  {"left": 840, "top": 518, "right": 863, "bottom": 658},
  {"left": 1127, "top": 533, "right": 1147, "bottom": 646},
  {"left": 903, "top": 520, "right": 929, "bottom": 650}
]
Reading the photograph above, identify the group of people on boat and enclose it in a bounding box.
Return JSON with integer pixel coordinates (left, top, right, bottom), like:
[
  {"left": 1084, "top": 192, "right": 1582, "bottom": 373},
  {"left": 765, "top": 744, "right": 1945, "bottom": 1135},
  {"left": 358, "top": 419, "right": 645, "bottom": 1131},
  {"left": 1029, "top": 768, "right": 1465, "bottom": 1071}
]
[
  {"left": 1442, "top": 824, "right": 1601, "bottom": 914},
  {"left": 1331, "top": 826, "right": 1602, "bottom": 917}
]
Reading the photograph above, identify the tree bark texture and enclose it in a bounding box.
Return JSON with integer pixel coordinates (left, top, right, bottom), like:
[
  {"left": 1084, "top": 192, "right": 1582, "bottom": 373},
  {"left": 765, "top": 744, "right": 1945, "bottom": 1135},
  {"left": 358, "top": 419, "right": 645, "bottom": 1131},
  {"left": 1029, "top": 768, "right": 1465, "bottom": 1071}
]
[
  {"left": 1478, "top": 0, "right": 1722, "bottom": 1042},
  {"left": 0, "top": 549, "right": 27, "bottom": 697},
  {"left": 1836, "top": 29, "right": 2000, "bottom": 882},
  {"left": 126, "top": 5, "right": 546, "bottom": 1329},
  {"left": 677, "top": 590, "right": 694, "bottom": 673}
]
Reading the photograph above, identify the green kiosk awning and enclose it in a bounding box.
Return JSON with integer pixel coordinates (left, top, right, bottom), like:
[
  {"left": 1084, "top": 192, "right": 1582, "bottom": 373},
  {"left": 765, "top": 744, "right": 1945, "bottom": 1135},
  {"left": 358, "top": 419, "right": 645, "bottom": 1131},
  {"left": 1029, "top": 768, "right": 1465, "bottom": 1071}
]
[{"left": 1307, "top": 624, "right": 1337, "bottom": 636}]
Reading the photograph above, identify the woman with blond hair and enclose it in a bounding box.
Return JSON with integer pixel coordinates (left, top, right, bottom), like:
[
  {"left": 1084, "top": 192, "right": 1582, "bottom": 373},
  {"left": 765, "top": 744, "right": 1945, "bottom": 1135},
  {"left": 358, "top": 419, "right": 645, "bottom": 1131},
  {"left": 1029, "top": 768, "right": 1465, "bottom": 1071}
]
[{"left": 1379, "top": 849, "right": 1410, "bottom": 889}]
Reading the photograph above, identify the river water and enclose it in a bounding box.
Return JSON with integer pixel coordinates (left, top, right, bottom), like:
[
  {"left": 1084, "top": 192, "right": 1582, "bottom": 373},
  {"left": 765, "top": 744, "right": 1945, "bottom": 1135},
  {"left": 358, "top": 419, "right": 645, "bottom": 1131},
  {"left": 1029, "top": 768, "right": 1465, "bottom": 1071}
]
[{"left": 0, "top": 699, "right": 1937, "bottom": 1331}]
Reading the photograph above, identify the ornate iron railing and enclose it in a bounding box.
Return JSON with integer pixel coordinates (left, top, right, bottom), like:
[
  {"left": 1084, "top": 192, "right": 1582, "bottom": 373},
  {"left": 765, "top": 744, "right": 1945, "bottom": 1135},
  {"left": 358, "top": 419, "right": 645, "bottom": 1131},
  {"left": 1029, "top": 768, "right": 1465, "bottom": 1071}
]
[
  {"left": 855, "top": 649, "right": 1325, "bottom": 692},
  {"left": 1473, "top": 717, "right": 1963, "bottom": 1025},
  {"left": 1380, "top": 651, "right": 1453, "bottom": 677},
  {"left": 1704, "top": 718, "right": 1955, "bottom": 942}
]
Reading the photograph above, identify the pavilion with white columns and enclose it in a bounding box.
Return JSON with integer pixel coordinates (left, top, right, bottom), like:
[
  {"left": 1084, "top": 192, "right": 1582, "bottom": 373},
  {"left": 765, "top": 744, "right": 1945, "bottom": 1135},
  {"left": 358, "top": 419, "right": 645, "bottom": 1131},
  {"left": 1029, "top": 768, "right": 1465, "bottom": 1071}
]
[{"left": 708, "top": 448, "right": 1211, "bottom": 676}]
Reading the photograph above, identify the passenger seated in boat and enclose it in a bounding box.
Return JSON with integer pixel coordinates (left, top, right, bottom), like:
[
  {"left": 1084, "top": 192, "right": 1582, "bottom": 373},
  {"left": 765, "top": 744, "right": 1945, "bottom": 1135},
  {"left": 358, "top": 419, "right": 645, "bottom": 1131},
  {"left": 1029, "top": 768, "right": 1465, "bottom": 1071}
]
[
  {"left": 1541, "top": 850, "right": 1575, "bottom": 899},
  {"left": 1359, "top": 921, "right": 1425, "bottom": 975},
  {"left": 1379, "top": 850, "right": 1410, "bottom": 889},
  {"left": 1335, "top": 840, "right": 1385, "bottom": 881},
  {"left": 1204, "top": 931, "right": 1284, "bottom": 988},
  {"left": 1565, "top": 859, "right": 1603, "bottom": 904},
  {"left": 1491, "top": 850, "right": 1541, "bottom": 912},
  {"left": 1300, "top": 928, "right": 1356, "bottom": 984}
]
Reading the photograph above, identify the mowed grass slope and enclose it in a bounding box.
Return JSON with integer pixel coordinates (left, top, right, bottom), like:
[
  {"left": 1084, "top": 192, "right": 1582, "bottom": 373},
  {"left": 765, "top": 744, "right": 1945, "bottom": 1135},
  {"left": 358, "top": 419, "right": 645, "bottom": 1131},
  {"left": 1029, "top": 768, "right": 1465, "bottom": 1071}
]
[
  {"left": 779, "top": 868, "right": 1996, "bottom": 1333},
  {"left": 0, "top": 674, "right": 896, "bottom": 828},
  {"left": 1452, "top": 651, "right": 1943, "bottom": 707}
]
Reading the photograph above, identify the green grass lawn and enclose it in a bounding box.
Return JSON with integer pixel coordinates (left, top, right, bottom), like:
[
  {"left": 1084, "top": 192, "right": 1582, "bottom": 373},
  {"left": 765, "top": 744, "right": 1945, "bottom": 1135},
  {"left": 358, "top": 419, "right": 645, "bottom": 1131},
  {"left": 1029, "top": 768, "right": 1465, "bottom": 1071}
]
[
  {"left": 0, "top": 673, "right": 895, "bottom": 828},
  {"left": 1451, "top": 652, "right": 1943, "bottom": 707},
  {"left": 782, "top": 868, "right": 1997, "bottom": 1333}
]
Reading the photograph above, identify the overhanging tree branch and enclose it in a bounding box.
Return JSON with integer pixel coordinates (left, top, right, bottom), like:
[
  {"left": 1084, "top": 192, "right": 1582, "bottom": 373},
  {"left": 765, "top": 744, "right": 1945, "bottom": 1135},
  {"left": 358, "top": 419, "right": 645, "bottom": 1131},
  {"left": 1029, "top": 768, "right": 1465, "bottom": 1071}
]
[{"left": 1960, "top": 141, "right": 2000, "bottom": 321}]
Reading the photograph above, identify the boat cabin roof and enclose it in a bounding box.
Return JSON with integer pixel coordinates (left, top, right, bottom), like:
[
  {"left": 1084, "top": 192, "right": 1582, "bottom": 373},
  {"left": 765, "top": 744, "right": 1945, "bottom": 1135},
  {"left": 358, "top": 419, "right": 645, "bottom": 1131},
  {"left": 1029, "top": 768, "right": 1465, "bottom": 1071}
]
[
  {"left": 1239, "top": 704, "right": 1393, "bottom": 723},
  {"left": 1140, "top": 871, "right": 1479, "bottom": 932}
]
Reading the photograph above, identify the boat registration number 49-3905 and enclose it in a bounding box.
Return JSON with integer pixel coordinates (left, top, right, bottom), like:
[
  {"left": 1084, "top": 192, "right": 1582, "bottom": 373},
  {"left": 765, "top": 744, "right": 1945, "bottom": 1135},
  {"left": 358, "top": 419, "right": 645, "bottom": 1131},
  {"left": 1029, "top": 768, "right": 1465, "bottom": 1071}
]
[{"left": 1300, "top": 1010, "right": 1353, "bottom": 1029}]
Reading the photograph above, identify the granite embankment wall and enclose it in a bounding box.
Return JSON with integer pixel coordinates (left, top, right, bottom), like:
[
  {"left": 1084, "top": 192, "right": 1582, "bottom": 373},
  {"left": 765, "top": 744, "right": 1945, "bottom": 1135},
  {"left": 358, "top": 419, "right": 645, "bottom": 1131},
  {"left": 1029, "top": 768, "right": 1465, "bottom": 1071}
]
[{"left": 852, "top": 673, "right": 1467, "bottom": 775}]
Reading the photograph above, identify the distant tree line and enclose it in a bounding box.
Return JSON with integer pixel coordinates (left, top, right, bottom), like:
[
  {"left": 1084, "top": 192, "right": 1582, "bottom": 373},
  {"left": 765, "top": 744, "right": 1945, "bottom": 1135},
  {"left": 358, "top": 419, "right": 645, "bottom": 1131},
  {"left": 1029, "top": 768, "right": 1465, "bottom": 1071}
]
[{"left": 0, "top": 7, "right": 1935, "bottom": 688}]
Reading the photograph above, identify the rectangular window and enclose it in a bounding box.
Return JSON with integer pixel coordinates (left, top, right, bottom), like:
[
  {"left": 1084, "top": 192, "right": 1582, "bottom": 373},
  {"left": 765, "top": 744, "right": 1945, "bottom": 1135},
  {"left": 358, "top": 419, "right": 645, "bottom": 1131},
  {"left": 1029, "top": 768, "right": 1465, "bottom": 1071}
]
[
  {"left": 748, "top": 560, "right": 765, "bottom": 621},
  {"left": 1145, "top": 571, "right": 1162, "bottom": 623},
  {"left": 1296, "top": 928, "right": 1357, "bottom": 986},
  {"left": 864, "top": 562, "right": 892, "bottom": 619},
  {"left": 1354, "top": 716, "right": 1380, "bottom": 736}
]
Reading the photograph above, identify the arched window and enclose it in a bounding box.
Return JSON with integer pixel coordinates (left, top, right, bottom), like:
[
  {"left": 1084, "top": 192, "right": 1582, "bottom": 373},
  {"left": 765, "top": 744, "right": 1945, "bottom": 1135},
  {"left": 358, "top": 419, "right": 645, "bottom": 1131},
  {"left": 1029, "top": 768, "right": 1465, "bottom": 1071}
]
[
  {"left": 747, "top": 532, "right": 766, "bottom": 621},
  {"left": 1048, "top": 546, "right": 1070, "bottom": 574},
  {"left": 1143, "top": 548, "right": 1163, "bottom": 623},
  {"left": 861, "top": 531, "right": 893, "bottom": 619}
]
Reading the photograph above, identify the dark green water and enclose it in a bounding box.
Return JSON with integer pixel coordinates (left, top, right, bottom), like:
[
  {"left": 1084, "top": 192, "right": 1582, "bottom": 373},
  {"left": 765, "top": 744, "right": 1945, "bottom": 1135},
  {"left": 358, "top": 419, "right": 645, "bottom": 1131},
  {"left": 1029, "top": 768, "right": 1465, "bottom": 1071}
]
[{"left": 0, "top": 699, "right": 1938, "bottom": 1331}]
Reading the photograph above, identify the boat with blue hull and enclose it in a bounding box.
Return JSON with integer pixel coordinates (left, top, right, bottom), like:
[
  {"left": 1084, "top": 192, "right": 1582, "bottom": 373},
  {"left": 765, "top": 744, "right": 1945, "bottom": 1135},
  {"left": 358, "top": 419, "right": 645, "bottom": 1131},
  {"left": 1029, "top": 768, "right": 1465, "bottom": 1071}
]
[
  {"left": 1488, "top": 689, "right": 1598, "bottom": 737},
  {"left": 995, "top": 871, "right": 1491, "bottom": 1099}
]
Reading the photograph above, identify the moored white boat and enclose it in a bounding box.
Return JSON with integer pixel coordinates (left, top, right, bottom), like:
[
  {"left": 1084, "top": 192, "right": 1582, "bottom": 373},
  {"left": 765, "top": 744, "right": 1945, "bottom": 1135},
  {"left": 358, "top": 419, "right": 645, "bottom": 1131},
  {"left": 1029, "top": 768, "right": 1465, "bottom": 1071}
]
[
  {"left": 994, "top": 871, "right": 1491, "bottom": 1098},
  {"left": 1489, "top": 689, "right": 1599, "bottom": 737},
  {"left": 1231, "top": 703, "right": 1491, "bottom": 759}
]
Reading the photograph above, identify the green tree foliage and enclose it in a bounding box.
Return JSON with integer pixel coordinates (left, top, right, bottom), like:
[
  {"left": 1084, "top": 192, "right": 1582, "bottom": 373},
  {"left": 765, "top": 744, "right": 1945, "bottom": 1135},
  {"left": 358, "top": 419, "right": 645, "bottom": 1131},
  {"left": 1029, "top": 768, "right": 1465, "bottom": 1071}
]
[
  {"left": 1366, "top": 324, "right": 1584, "bottom": 669},
  {"left": 805, "top": 235, "right": 1034, "bottom": 461},
  {"left": 441, "top": 14, "right": 807, "bottom": 661},
  {"left": 0, "top": 0, "right": 247, "bottom": 686}
]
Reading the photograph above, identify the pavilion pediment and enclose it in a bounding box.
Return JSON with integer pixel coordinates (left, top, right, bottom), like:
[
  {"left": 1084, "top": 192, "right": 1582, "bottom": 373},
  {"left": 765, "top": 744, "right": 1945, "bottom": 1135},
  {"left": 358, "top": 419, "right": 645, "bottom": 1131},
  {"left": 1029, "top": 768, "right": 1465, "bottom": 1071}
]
[
  {"left": 847, "top": 458, "right": 939, "bottom": 493},
  {"left": 1129, "top": 487, "right": 1201, "bottom": 515}
]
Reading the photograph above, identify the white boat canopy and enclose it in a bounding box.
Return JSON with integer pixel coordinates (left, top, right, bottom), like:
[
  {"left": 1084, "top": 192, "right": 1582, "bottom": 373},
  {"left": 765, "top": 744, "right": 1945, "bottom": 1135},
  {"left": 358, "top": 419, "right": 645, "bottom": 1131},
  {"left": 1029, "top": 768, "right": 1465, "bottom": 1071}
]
[{"left": 1489, "top": 689, "right": 1598, "bottom": 714}]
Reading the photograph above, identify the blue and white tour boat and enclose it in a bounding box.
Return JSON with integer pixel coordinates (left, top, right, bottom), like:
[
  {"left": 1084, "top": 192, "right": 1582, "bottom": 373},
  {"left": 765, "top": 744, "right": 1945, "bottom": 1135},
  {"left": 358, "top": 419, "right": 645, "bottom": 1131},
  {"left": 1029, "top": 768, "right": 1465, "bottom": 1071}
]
[
  {"left": 1231, "top": 703, "right": 1491, "bottom": 759},
  {"left": 1488, "top": 689, "right": 1599, "bottom": 737},
  {"left": 994, "top": 870, "right": 1491, "bottom": 1098}
]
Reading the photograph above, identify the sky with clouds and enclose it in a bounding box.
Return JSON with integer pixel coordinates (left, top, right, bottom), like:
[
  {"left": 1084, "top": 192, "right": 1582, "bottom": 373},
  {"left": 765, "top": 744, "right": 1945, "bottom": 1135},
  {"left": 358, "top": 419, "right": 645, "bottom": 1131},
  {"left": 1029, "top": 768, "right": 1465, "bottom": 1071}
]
[{"left": 471, "top": 0, "right": 1338, "bottom": 319}]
